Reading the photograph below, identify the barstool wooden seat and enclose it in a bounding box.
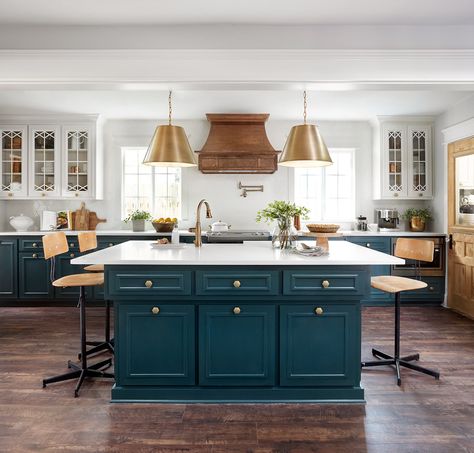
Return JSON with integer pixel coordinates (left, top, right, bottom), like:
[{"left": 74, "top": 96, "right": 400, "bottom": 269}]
[
  {"left": 361, "top": 238, "right": 440, "bottom": 385},
  {"left": 42, "top": 232, "right": 114, "bottom": 397},
  {"left": 77, "top": 231, "right": 114, "bottom": 358}
]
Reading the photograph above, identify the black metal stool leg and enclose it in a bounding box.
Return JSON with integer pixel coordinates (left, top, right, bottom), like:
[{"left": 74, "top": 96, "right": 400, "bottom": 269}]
[
  {"left": 43, "top": 287, "right": 114, "bottom": 397},
  {"left": 362, "top": 292, "right": 439, "bottom": 385}
]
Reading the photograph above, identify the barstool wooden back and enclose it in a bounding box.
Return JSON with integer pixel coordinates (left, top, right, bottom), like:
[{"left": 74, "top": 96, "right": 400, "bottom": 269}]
[
  {"left": 43, "top": 231, "right": 69, "bottom": 260},
  {"left": 78, "top": 231, "right": 98, "bottom": 253},
  {"left": 394, "top": 238, "right": 434, "bottom": 263}
]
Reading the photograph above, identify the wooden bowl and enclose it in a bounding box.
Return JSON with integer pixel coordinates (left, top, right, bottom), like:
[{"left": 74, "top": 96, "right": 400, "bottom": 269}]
[
  {"left": 152, "top": 222, "right": 175, "bottom": 233},
  {"left": 306, "top": 223, "right": 340, "bottom": 233}
]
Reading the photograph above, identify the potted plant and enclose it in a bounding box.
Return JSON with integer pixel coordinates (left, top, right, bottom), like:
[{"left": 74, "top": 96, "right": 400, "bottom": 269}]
[
  {"left": 124, "top": 210, "right": 152, "bottom": 232},
  {"left": 257, "top": 201, "right": 309, "bottom": 249},
  {"left": 402, "top": 208, "right": 432, "bottom": 232}
]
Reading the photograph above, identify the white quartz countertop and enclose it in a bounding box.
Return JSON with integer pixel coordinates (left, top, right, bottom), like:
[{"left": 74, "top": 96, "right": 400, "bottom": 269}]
[
  {"left": 0, "top": 229, "right": 446, "bottom": 237},
  {"left": 71, "top": 240, "right": 404, "bottom": 266}
]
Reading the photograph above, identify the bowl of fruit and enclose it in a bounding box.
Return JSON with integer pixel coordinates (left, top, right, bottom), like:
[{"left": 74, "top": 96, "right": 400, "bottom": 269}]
[{"left": 152, "top": 217, "right": 177, "bottom": 233}]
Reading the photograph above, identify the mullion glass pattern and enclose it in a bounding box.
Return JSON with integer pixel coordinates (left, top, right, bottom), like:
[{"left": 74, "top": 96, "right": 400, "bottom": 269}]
[
  {"left": 34, "top": 130, "right": 56, "bottom": 192},
  {"left": 411, "top": 131, "right": 426, "bottom": 192},
  {"left": 388, "top": 131, "right": 402, "bottom": 192},
  {"left": 1, "top": 130, "right": 23, "bottom": 192},
  {"left": 67, "top": 131, "right": 89, "bottom": 193}
]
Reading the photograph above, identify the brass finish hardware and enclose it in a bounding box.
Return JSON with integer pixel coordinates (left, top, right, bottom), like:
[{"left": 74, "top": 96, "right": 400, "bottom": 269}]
[
  {"left": 70, "top": 253, "right": 75, "bottom": 258},
  {"left": 233, "top": 306, "right": 241, "bottom": 315},
  {"left": 366, "top": 243, "right": 371, "bottom": 248},
  {"left": 233, "top": 280, "right": 241, "bottom": 288},
  {"left": 145, "top": 280, "right": 153, "bottom": 288},
  {"left": 75, "top": 193, "right": 79, "bottom": 197},
  {"left": 69, "top": 243, "right": 75, "bottom": 247},
  {"left": 32, "top": 243, "right": 38, "bottom": 248},
  {"left": 393, "top": 193, "right": 399, "bottom": 197},
  {"left": 195, "top": 199, "right": 213, "bottom": 247},
  {"left": 429, "top": 286, "right": 434, "bottom": 291},
  {"left": 151, "top": 306, "right": 160, "bottom": 315},
  {"left": 7, "top": 192, "right": 13, "bottom": 197},
  {"left": 41, "top": 193, "right": 46, "bottom": 197},
  {"left": 321, "top": 280, "right": 330, "bottom": 288},
  {"left": 32, "top": 253, "right": 38, "bottom": 259},
  {"left": 315, "top": 307, "right": 324, "bottom": 315},
  {"left": 108, "top": 243, "right": 114, "bottom": 247},
  {"left": 419, "top": 193, "right": 423, "bottom": 197}
]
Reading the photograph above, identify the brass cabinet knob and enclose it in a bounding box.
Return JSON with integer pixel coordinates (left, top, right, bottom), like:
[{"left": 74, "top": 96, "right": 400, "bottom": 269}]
[
  {"left": 393, "top": 193, "right": 399, "bottom": 197},
  {"left": 75, "top": 193, "right": 79, "bottom": 197},
  {"left": 108, "top": 243, "right": 114, "bottom": 247},
  {"left": 429, "top": 286, "right": 435, "bottom": 291},
  {"left": 32, "top": 242, "right": 38, "bottom": 248},
  {"left": 366, "top": 243, "right": 371, "bottom": 248},
  {"left": 321, "top": 280, "right": 330, "bottom": 288},
  {"left": 151, "top": 306, "right": 160, "bottom": 315},
  {"left": 70, "top": 253, "right": 75, "bottom": 258},
  {"left": 7, "top": 192, "right": 13, "bottom": 197},
  {"left": 32, "top": 253, "right": 38, "bottom": 259},
  {"left": 419, "top": 193, "right": 424, "bottom": 197},
  {"left": 233, "top": 306, "right": 241, "bottom": 315},
  {"left": 69, "top": 243, "right": 75, "bottom": 247},
  {"left": 145, "top": 280, "right": 153, "bottom": 288},
  {"left": 41, "top": 193, "right": 46, "bottom": 197},
  {"left": 315, "top": 307, "right": 324, "bottom": 315},
  {"left": 233, "top": 280, "right": 241, "bottom": 288}
]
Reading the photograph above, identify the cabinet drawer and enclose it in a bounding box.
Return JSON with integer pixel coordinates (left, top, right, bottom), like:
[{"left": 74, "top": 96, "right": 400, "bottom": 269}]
[
  {"left": 97, "top": 238, "right": 127, "bottom": 249},
  {"left": 19, "top": 238, "right": 44, "bottom": 251},
  {"left": 196, "top": 271, "right": 279, "bottom": 296},
  {"left": 400, "top": 276, "right": 445, "bottom": 302},
  {"left": 346, "top": 237, "right": 391, "bottom": 254},
  {"left": 117, "top": 304, "right": 195, "bottom": 386},
  {"left": 108, "top": 270, "right": 192, "bottom": 296},
  {"left": 280, "top": 304, "right": 360, "bottom": 386},
  {"left": 283, "top": 270, "right": 367, "bottom": 296},
  {"left": 199, "top": 304, "right": 276, "bottom": 386}
]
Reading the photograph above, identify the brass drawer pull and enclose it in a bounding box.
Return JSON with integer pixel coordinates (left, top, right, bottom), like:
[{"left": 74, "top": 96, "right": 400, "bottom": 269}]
[
  {"left": 366, "top": 243, "right": 371, "bottom": 248},
  {"left": 108, "top": 243, "right": 114, "bottom": 247},
  {"left": 70, "top": 253, "right": 75, "bottom": 258},
  {"left": 69, "top": 243, "right": 75, "bottom": 247},
  {"left": 151, "top": 306, "right": 160, "bottom": 315},
  {"left": 145, "top": 280, "right": 153, "bottom": 288},
  {"left": 32, "top": 253, "right": 38, "bottom": 259},
  {"left": 233, "top": 280, "right": 241, "bottom": 288},
  {"left": 429, "top": 286, "right": 435, "bottom": 291},
  {"left": 233, "top": 306, "right": 241, "bottom": 315},
  {"left": 321, "top": 280, "right": 330, "bottom": 288},
  {"left": 8, "top": 192, "right": 13, "bottom": 197},
  {"left": 315, "top": 307, "right": 324, "bottom": 315},
  {"left": 32, "top": 242, "right": 38, "bottom": 248}
]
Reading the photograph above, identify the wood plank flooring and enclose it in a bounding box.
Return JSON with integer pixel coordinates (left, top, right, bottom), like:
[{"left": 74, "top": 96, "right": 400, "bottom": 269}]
[{"left": 0, "top": 306, "right": 473, "bottom": 452}]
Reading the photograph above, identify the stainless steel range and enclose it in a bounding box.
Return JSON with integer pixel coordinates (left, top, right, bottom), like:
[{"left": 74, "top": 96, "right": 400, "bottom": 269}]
[{"left": 206, "top": 230, "right": 271, "bottom": 243}]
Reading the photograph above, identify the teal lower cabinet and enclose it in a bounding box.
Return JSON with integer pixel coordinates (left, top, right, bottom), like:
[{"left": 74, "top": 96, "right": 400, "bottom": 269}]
[
  {"left": 0, "top": 239, "right": 17, "bottom": 299},
  {"left": 116, "top": 303, "right": 195, "bottom": 386},
  {"left": 199, "top": 304, "right": 275, "bottom": 386},
  {"left": 18, "top": 252, "right": 52, "bottom": 299},
  {"left": 400, "top": 276, "right": 445, "bottom": 304},
  {"left": 280, "top": 304, "right": 360, "bottom": 387},
  {"left": 54, "top": 252, "right": 91, "bottom": 299},
  {"left": 110, "top": 265, "right": 366, "bottom": 403}
]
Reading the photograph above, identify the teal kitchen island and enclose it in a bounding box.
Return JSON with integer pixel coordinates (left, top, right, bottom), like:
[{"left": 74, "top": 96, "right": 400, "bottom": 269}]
[{"left": 72, "top": 241, "right": 403, "bottom": 403}]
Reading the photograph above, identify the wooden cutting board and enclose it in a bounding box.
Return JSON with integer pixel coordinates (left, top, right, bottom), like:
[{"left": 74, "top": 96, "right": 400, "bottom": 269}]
[
  {"left": 74, "top": 202, "right": 90, "bottom": 231},
  {"left": 88, "top": 212, "right": 107, "bottom": 230}
]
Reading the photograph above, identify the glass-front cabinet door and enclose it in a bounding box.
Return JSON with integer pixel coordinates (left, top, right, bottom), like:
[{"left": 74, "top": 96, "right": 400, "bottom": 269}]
[
  {"left": 29, "top": 126, "right": 60, "bottom": 197},
  {"left": 0, "top": 126, "right": 27, "bottom": 198},
  {"left": 382, "top": 124, "right": 406, "bottom": 198},
  {"left": 407, "top": 125, "right": 432, "bottom": 198},
  {"left": 62, "top": 127, "right": 92, "bottom": 198}
]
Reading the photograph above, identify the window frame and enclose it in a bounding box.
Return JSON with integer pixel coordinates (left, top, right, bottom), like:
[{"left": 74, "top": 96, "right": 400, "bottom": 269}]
[{"left": 291, "top": 148, "right": 356, "bottom": 223}]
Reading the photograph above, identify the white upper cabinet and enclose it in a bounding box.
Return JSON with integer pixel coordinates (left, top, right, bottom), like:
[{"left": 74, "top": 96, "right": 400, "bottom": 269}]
[
  {"left": 0, "top": 115, "right": 101, "bottom": 200},
  {"left": 374, "top": 117, "right": 433, "bottom": 200},
  {"left": 0, "top": 126, "right": 28, "bottom": 199}
]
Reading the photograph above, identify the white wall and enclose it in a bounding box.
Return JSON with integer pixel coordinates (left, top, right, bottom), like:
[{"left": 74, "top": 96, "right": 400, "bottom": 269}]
[
  {"left": 1, "top": 117, "right": 434, "bottom": 232},
  {"left": 432, "top": 94, "right": 474, "bottom": 232}
]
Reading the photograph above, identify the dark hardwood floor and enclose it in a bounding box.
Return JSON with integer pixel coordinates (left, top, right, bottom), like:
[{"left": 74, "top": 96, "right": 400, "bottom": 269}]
[{"left": 0, "top": 305, "right": 473, "bottom": 452}]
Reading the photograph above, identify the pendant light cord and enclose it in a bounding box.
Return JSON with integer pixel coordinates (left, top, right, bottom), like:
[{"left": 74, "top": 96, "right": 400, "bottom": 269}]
[
  {"left": 168, "top": 90, "right": 172, "bottom": 126},
  {"left": 303, "top": 90, "right": 307, "bottom": 125}
]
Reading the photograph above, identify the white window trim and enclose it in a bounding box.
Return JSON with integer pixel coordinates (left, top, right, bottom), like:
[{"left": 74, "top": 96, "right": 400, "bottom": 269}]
[{"left": 289, "top": 147, "right": 356, "bottom": 223}]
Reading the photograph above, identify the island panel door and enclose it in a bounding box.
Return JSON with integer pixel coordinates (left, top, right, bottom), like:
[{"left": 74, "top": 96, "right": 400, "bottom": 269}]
[
  {"left": 18, "top": 252, "right": 52, "bottom": 299},
  {"left": 0, "top": 239, "right": 17, "bottom": 298},
  {"left": 116, "top": 303, "right": 195, "bottom": 386},
  {"left": 280, "top": 303, "right": 360, "bottom": 387},
  {"left": 199, "top": 304, "right": 276, "bottom": 386}
]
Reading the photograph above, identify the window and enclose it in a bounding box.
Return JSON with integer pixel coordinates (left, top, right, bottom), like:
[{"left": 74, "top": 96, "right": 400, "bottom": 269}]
[
  {"left": 294, "top": 148, "right": 355, "bottom": 222},
  {"left": 121, "top": 147, "right": 181, "bottom": 219}
]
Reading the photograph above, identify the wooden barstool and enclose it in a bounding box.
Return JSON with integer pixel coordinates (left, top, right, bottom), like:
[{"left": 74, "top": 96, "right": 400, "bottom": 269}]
[
  {"left": 77, "top": 231, "right": 114, "bottom": 358},
  {"left": 42, "top": 232, "right": 114, "bottom": 397},
  {"left": 361, "top": 238, "right": 440, "bottom": 385}
]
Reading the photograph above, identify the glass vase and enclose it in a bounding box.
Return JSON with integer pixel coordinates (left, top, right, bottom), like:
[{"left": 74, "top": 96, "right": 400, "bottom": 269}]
[{"left": 272, "top": 220, "right": 297, "bottom": 250}]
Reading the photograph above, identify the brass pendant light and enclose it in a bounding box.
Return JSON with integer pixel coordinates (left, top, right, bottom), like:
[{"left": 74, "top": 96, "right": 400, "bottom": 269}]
[
  {"left": 143, "top": 91, "right": 197, "bottom": 167},
  {"left": 279, "top": 91, "right": 332, "bottom": 167}
]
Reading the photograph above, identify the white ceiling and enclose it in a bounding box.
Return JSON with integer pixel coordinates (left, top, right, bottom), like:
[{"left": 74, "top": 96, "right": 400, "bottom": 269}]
[
  {"left": 1, "top": 0, "right": 474, "bottom": 25},
  {"left": 0, "top": 90, "right": 470, "bottom": 121}
]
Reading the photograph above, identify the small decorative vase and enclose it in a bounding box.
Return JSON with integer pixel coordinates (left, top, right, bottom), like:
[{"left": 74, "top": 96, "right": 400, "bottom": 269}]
[
  {"left": 272, "top": 219, "right": 297, "bottom": 250},
  {"left": 132, "top": 219, "right": 145, "bottom": 232},
  {"left": 410, "top": 216, "right": 426, "bottom": 232}
]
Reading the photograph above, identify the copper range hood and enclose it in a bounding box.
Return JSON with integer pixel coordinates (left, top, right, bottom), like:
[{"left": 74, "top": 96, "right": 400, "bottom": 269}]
[{"left": 196, "top": 113, "right": 280, "bottom": 174}]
